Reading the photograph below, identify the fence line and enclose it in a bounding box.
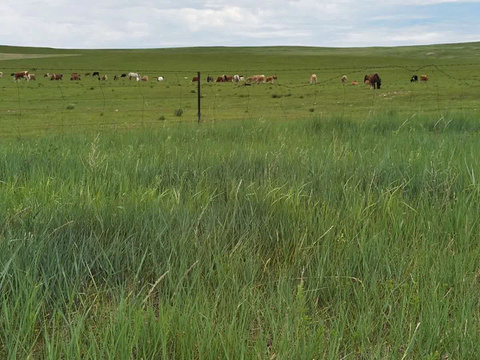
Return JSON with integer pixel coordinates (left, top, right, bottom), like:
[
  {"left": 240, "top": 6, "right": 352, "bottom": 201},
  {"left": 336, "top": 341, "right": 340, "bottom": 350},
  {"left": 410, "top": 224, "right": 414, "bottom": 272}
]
[{"left": 1, "top": 62, "right": 479, "bottom": 135}]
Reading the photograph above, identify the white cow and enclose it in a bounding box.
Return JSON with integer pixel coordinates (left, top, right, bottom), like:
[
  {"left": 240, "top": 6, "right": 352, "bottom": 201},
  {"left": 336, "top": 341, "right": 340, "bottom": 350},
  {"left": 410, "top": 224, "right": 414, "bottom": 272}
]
[
  {"left": 128, "top": 72, "right": 140, "bottom": 81},
  {"left": 157, "top": 76, "right": 164, "bottom": 82}
]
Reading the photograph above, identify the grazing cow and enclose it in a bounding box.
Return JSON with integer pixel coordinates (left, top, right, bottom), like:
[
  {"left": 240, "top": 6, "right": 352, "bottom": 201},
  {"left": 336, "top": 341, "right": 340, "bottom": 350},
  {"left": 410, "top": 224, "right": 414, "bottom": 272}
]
[
  {"left": 50, "top": 73, "right": 63, "bottom": 80},
  {"left": 216, "top": 76, "right": 224, "bottom": 82},
  {"left": 233, "top": 74, "right": 241, "bottom": 82},
  {"left": 246, "top": 75, "right": 266, "bottom": 84},
  {"left": 113, "top": 75, "right": 119, "bottom": 80},
  {"left": 223, "top": 75, "right": 234, "bottom": 82},
  {"left": 310, "top": 74, "right": 317, "bottom": 84},
  {"left": 70, "top": 74, "right": 81, "bottom": 80},
  {"left": 84, "top": 72, "right": 91, "bottom": 76},
  {"left": 44, "top": 73, "right": 51, "bottom": 78},
  {"left": 341, "top": 75, "right": 347, "bottom": 83},
  {"left": 351, "top": 81, "right": 358, "bottom": 85},
  {"left": 206, "top": 75, "right": 214, "bottom": 82},
  {"left": 27, "top": 74, "right": 36, "bottom": 81},
  {"left": 364, "top": 73, "right": 381, "bottom": 89},
  {"left": 120, "top": 73, "right": 127, "bottom": 78},
  {"left": 12, "top": 71, "right": 29, "bottom": 81},
  {"left": 99, "top": 75, "right": 108, "bottom": 81},
  {"left": 157, "top": 76, "right": 164, "bottom": 82},
  {"left": 421, "top": 75, "right": 428, "bottom": 82},
  {"left": 128, "top": 72, "right": 140, "bottom": 81},
  {"left": 192, "top": 76, "right": 199, "bottom": 82},
  {"left": 92, "top": 72, "right": 100, "bottom": 77},
  {"left": 141, "top": 75, "right": 148, "bottom": 81},
  {"left": 266, "top": 75, "right": 277, "bottom": 83},
  {"left": 410, "top": 75, "right": 418, "bottom": 82}
]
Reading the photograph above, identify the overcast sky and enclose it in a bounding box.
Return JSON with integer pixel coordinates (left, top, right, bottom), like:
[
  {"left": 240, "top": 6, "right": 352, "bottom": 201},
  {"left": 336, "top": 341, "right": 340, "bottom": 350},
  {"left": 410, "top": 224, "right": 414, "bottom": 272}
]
[{"left": 1, "top": 0, "right": 479, "bottom": 49}]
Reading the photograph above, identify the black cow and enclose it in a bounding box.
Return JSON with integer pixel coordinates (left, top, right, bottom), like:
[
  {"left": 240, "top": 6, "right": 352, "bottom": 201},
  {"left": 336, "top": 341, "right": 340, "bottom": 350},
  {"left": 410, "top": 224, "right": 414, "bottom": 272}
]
[{"left": 411, "top": 75, "right": 418, "bottom": 82}]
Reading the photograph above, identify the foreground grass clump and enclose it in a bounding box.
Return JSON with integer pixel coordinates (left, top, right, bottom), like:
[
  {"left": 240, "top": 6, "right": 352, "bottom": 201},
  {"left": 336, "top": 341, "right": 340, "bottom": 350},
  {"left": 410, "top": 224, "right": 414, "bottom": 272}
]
[{"left": 1, "top": 114, "right": 480, "bottom": 358}]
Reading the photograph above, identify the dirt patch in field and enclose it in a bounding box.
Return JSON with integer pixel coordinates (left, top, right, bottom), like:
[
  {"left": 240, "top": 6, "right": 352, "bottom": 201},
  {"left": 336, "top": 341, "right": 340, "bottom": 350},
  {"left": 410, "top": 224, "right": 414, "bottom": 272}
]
[{"left": 0, "top": 53, "right": 80, "bottom": 61}]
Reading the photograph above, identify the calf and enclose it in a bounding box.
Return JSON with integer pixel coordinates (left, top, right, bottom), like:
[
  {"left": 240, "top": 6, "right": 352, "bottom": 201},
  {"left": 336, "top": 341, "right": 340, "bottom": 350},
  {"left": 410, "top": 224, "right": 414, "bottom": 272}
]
[{"left": 266, "top": 75, "right": 277, "bottom": 83}]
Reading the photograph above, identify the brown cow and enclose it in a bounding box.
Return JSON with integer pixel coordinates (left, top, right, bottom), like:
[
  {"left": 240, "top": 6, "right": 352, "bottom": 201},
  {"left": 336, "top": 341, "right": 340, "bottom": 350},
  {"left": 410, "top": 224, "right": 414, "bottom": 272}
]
[
  {"left": 50, "top": 73, "right": 63, "bottom": 80},
  {"left": 12, "top": 71, "right": 28, "bottom": 81},
  {"left": 27, "top": 73, "right": 36, "bottom": 81},
  {"left": 223, "top": 75, "right": 234, "bottom": 82},
  {"left": 246, "top": 75, "right": 266, "bottom": 84},
  {"left": 266, "top": 75, "right": 277, "bottom": 83},
  {"left": 216, "top": 76, "right": 224, "bottom": 82},
  {"left": 351, "top": 81, "right": 358, "bottom": 85},
  {"left": 70, "top": 73, "right": 81, "bottom": 80},
  {"left": 420, "top": 75, "right": 428, "bottom": 82},
  {"left": 364, "top": 73, "right": 381, "bottom": 89},
  {"left": 141, "top": 75, "right": 148, "bottom": 81},
  {"left": 192, "top": 76, "right": 199, "bottom": 82}
]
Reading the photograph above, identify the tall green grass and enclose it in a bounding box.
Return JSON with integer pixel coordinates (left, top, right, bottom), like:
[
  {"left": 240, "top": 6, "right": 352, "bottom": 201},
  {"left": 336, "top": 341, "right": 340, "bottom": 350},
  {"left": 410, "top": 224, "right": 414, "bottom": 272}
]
[{"left": 1, "top": 113, "right": 480, "bottom": 358}]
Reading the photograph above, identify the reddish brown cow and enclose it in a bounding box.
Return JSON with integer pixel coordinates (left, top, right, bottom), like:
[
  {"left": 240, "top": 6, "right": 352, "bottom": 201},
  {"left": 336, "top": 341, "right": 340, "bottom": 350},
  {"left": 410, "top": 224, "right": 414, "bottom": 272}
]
[
  {"left": 216, "top": 76, "right": 224, "bottom": 82},
  {"left": 192, "top": 76, "right": 199, "bottom": 82},
  {"left": 420, "top": 75, "right": 428, "bottom": 82},
  {"left": 12, "top": 71, "right": 28, "bottom": 81}
]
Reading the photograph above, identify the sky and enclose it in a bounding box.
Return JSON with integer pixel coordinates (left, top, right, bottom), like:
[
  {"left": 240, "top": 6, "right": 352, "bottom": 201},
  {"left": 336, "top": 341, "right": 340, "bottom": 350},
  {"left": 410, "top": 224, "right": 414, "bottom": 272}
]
[{"left": 0, "top": 0, "right": 479, "bottom": 49}]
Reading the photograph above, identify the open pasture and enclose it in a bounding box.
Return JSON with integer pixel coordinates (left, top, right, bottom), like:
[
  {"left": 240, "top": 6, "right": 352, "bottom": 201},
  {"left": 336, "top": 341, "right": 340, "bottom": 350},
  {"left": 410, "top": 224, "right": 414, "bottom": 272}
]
[
  {"left": 0, "top": 44, "right": 479, "bottom": 136},
  {"left": 1, "top": 43, "right": 480, "bottom": 358}
]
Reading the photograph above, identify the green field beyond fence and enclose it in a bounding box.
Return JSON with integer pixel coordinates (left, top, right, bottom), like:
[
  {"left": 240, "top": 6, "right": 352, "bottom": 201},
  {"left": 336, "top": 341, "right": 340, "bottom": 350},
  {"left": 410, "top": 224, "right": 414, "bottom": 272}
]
[
  {"left": 0, "top": 44, "right": 479, "bottom": 136},
  {"left": 1, "top": 44, "right": 480, "bottom": 359}
]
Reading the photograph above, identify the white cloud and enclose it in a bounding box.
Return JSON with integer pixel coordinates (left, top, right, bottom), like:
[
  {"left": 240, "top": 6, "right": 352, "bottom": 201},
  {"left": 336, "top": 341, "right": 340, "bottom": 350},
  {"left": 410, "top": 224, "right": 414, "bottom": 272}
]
[{"left": 0, "top": 0, "right": 478, "bottom": 48}]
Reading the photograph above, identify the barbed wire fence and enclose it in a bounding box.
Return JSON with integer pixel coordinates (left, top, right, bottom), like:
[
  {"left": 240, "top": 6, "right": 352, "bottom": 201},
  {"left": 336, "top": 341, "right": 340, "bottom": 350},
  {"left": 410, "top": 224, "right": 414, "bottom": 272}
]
[{"left": 1, "top": 62, "right": 479, "bottom": 135}]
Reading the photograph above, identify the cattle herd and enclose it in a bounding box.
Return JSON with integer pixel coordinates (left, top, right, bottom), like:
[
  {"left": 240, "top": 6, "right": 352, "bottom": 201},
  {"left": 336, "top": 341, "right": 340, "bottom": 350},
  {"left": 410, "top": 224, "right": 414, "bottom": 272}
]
[
  {"left": 6, "top": 71, "right": 165, "bottom": 82},
  {"left": 4, "top": 70, "right": 430, "bottom": 87}
]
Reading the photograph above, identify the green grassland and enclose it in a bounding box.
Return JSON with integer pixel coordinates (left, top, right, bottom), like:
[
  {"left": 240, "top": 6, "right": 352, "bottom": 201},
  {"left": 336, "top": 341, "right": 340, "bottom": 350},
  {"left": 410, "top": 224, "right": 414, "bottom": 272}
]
[
  {"left": 1, "top": 43, "right": 480, "bottom": 359},
  {"left": 0, "top": 43, "right": 479, "bottom": 136}
]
